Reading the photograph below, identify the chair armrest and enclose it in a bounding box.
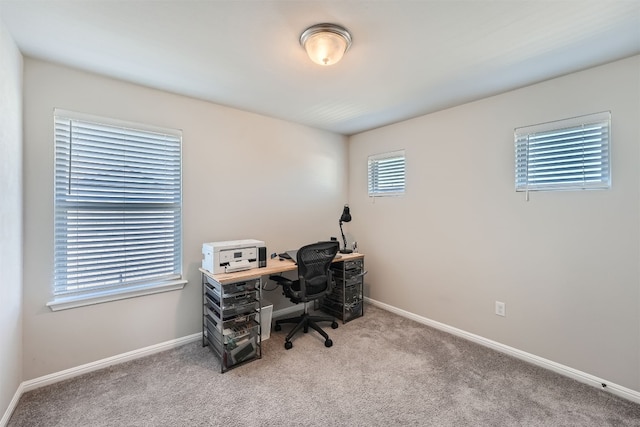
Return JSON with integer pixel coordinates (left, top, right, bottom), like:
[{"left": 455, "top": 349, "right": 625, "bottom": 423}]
[{"left": 269, "top": 275, "right": 293, "bottom": 287}]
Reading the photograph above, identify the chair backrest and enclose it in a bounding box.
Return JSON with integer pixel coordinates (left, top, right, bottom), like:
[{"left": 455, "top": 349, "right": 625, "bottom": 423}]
[{"left": 296, "top": 241, "right": 340, "bottom": 300}]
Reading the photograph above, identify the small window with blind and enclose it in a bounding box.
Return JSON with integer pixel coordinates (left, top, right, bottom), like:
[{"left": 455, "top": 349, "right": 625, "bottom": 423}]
[
  {"left": 49, "top": 109, "right": 185, "bottom": 311},
  {"left": 368, "top": 150, "right": 406, "bottom": 197},
  {"left": 515, "top": 112, "right": 611, "bottom": 195}
]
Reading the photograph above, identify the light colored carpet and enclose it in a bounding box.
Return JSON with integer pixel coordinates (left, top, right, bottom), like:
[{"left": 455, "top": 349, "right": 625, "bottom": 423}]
[{"left": 8, "top": 304, "right": 640, "bottom": 426}]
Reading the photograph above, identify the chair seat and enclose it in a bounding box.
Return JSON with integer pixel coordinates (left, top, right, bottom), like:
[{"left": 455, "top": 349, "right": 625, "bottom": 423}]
[{"left": 270, "top": 275, "right": 328, "bottom": 303}]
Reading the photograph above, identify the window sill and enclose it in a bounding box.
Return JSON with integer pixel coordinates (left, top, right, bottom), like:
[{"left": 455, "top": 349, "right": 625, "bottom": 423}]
[{"left": 46, "top": 279, "right": 188, "bottom": 312}]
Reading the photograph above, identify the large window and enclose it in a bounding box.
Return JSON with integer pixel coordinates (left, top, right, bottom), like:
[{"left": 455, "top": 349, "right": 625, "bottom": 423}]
[
  {"left": 515, "top": 112, "right": 611, "bottom": 193},
  {"left": 49, "top": 110, "right": 184, "bottom": 311},
  {"left": 368, "top": 150, "right": 406, "bottom": 197}
]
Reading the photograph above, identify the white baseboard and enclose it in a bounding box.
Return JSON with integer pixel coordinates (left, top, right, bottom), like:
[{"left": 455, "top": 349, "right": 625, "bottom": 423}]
[
  {"left": 1, "top": 384, "right": 24, "bottom": 427},
  {"left": 365, "top": 297, "right": 640, "bottom": 404},
  {"left": 22, "top": 333, "right": 201, "bottom": 393},
  {"left": 1, "top": 333, "right": 201, "bottom": 427}
]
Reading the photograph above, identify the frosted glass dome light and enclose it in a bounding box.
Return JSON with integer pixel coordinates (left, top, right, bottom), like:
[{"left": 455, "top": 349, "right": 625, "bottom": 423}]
[{"left": 300, "top": 23, "right": 352, "bottom": 66}]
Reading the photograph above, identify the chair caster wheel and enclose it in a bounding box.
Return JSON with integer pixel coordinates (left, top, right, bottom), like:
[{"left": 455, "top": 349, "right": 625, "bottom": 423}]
[
  {"left": 275, "top": 324, "right": 282, "bottom": 331},
  {"left": 284, "top": 341, "right": 293, "bottom": 350},
  {"left": 325, "top": 339, "right": 333, "bottom": 348},
  {"left": 331, "top": 322, "right": 339, "bottom": 329}
]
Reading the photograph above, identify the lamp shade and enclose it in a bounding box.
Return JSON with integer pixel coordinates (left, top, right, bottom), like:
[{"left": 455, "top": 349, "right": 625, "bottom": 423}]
[
  {"left": 340, "top": 205, "right": 352, "bottom": 222},
  {"left": 300, "top": 24, "right": 352, "bottom": 66}
]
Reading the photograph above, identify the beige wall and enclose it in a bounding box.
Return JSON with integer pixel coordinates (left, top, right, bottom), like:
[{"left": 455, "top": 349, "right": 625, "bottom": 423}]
[
  {"left": 21, "top": 58, "right": 348, "bottom": 380},
  {"left": 349, "top": 55, "right": 640, "bottom": 391},
  {"left": 0, "top": 17, "right": 23, "bottom": 422}
]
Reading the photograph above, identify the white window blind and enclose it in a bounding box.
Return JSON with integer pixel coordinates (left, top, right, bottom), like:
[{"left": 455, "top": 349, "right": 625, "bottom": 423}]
[
  {"left": 53, "top": 110, "right": 183, "bottom": 301},
  {"left": 368, "top": 150, "right": 406, "bottom": 197},
  {"left": 515, "top": 111, "right": 611, "bottom": 192}
]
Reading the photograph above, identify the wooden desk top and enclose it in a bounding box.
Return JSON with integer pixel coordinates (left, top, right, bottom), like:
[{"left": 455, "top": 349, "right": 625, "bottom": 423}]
[{"left": 199, "top": 252, "right": 364, "bottom": 284}]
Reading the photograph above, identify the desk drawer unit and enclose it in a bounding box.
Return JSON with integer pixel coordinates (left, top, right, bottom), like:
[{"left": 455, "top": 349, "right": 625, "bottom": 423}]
[
  {"left": 320, "top": 258, "right": 365, "bottom": 323},
  {"left": 201, "top": 275, "right": 262, "bottom": 372}
]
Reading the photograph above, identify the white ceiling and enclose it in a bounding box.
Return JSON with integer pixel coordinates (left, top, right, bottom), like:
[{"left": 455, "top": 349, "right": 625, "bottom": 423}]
[{"left": 1, "top": 0, "right": 639, "bottom": 135}]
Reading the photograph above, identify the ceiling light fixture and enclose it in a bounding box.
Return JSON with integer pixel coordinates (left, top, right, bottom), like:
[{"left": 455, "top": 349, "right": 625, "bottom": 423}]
[{"left": 300, "top": 23, "right": 352, "bottom": 66}]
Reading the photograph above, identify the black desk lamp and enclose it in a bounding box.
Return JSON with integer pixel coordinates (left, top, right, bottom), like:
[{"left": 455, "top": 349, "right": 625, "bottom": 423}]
[{"left": 339, "top": 204, "right": 353, "bottom": 254}]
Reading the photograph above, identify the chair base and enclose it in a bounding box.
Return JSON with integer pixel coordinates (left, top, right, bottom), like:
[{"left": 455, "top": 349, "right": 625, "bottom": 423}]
[{"left": 275, "top": 312, "right": 338, "bottom": 349}]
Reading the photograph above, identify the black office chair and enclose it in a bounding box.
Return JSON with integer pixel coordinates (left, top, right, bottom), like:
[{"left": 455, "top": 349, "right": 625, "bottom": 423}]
[{"left": 270, "top": 241, "right": 340, "bottom": 350}]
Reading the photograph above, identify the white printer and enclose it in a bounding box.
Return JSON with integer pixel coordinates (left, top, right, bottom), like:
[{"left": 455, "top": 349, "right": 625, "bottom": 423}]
[{"left": 202, "top": 239, "right": 267, "bottom": 274}]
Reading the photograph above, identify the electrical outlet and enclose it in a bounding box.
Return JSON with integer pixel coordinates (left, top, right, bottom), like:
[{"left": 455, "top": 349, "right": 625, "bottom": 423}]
[{"left": 495, "top": 301, "right": 506, "bottom": 317}]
